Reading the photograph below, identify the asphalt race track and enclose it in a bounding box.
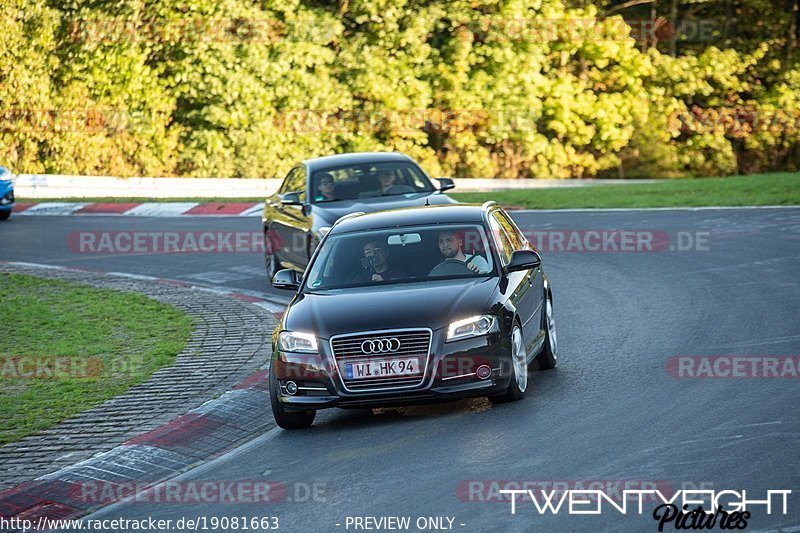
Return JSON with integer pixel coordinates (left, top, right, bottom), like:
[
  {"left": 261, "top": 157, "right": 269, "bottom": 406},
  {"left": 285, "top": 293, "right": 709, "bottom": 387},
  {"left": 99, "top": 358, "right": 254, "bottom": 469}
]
[{"left": 1, "top": 207, "right": 799, "bottom": 532}]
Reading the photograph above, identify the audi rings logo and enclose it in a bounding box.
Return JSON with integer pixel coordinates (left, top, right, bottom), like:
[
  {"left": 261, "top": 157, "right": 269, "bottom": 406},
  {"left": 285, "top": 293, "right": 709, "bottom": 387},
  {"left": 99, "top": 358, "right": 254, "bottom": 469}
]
[{"left": 361, "top": 338, "right": 401, "bottom": 354}]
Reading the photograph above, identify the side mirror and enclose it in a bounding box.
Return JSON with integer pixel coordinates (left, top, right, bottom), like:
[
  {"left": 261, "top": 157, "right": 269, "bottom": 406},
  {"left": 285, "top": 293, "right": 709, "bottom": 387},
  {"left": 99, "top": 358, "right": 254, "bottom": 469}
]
[
  {"left": 436, "top": 178, "right": 455, "bottom": 192},
  {"left": 272, "top": 268, "right": 300, "bottom": 290},
  {"left": 507, "top": 250, "right": 541, "bottom": 273},
  {"left": 279, "top": 191, "right": 303, "bottom": 206}
]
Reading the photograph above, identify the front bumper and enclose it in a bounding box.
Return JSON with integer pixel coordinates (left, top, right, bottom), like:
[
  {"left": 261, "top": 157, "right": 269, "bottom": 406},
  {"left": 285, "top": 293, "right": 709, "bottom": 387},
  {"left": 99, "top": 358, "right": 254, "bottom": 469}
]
[{"left": 272, "top": 329, "right": 513, "bottom": 410}]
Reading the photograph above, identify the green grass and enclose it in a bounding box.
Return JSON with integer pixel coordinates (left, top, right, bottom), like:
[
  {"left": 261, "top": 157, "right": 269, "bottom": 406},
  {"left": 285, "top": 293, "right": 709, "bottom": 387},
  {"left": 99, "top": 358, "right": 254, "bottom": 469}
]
[
  {"left": 18, "top": 171, "right": 800, "bottom": 209},
  {"left": 0, "top": 273, "right": 193, "bottom": 445},
  {"left": 451, "top": 172, "right": 800, "bottom": 209}
]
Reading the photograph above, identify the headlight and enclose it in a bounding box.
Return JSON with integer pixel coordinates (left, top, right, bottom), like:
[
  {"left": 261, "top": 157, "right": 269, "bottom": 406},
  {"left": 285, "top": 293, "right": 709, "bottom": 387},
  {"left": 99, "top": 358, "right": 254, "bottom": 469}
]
[
  {"left": 446, "top": 315, "right": 498, "bottom": 342},
  {"left": 278, "top": 331, "right": 318, "bottom": 353}
]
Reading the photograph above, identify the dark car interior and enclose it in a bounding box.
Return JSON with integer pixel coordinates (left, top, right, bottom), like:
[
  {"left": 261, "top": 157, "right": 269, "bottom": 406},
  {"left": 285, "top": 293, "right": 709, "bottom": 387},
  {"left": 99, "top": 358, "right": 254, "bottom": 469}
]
[
  {"left": 311, "top": 162, "right": 433, "bottom": 203},
  {"left": 306, "top": 227, "right": 494, "bottom": 290}
]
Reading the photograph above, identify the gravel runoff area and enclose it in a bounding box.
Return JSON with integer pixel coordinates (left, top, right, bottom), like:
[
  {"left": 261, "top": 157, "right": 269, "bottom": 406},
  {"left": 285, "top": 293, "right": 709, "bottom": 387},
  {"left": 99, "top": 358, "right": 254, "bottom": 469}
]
[{"left": 0, "top": 263, "right": 278, "bottom": 491}]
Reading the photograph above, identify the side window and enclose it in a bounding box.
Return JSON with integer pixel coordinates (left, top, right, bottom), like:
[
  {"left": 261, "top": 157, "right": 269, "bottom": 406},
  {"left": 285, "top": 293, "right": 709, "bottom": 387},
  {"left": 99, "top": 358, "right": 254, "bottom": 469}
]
[
  {"left": 280, "top": 167, "right": 307, "bottom": 199},
  {"left": 495, "top": 211, "right": 526, "bottom": 250},
  {"left": 488, "top": 214, "right": 514, "bottom": 265},
  {"left": 279, "top": 168, "right": 297, "bottom": 194}
]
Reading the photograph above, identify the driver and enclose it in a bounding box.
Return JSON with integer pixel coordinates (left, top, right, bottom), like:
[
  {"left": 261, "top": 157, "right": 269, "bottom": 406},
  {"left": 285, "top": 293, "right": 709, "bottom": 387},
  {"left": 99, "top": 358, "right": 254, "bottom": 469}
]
[
  {"left": 377, "top": 169, "right": 397, "bottom": 195},
  {"left": 314, "top": 172, "right": 336, "bottom": 201},
  {"left": 435, "top": 230, "right": 491, "bottom": 274},
  {"left": 357, "top": 240, "right": 408, "bottom": 283}
]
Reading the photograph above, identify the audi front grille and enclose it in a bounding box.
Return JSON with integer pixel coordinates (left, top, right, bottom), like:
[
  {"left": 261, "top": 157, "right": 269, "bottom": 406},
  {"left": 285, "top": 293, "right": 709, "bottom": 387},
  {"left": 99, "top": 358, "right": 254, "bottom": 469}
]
[{"left": 329, "top": 329, "right": 432, "bottom": 392}]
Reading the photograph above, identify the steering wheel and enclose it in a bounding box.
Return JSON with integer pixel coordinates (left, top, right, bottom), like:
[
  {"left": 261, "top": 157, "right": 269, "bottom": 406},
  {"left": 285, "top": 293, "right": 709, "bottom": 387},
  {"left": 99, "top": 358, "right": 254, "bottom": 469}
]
[{"left": 428, "top": 259, "right": 473, "bottom": 277}]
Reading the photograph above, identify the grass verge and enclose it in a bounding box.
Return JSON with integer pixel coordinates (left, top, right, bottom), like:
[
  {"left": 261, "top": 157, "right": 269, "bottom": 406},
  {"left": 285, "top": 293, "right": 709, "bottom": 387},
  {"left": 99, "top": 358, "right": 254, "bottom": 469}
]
[
  {"left": 0, "top": 273, "right": 193, "bottom": 446},
  {"left": 451, "top": 172, "right": 800, "bottom": 209}
]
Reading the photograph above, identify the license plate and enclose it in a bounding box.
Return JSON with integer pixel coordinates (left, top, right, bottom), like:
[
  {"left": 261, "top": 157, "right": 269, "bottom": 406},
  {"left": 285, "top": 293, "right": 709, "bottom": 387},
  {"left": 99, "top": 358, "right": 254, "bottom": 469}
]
[{"left": 344, "top": 357, "right": 420, "bottom": 380}]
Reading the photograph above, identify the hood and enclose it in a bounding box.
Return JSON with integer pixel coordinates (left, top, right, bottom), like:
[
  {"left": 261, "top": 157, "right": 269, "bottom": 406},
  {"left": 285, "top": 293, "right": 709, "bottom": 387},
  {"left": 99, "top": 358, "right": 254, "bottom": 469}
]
[
  {"left": 312, "top": 193, "right": 455, "bottom": 225},
  {"left": 283, "top": 276, "right": 498, "bottom": 339}
]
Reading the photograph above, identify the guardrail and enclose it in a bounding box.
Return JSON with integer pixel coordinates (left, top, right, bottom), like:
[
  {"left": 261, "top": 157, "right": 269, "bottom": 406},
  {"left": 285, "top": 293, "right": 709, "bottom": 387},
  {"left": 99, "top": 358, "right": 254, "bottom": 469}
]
[{"left": 13, "top": 174, "right": 662, "bottom": 198}]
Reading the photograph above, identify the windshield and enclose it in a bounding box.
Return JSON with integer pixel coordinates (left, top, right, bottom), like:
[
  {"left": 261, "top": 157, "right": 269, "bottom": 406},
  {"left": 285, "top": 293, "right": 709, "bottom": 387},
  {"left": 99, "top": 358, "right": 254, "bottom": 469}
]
[
  {"left": 310, "top": 161, "right": 435, "bottom": 203},
  {"left": 304, "top": 224, "right": 496, "bottom": 291}
]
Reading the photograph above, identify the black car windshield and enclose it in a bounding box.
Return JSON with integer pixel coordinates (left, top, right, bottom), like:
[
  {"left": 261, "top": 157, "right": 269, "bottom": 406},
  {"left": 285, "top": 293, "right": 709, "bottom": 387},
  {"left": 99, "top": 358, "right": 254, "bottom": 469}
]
[
  {"left": 310, "top": 162, "right": 435, "bottom": 203},
  {"left": 304, "top": 224, "right": 496, "bottom": 291}
]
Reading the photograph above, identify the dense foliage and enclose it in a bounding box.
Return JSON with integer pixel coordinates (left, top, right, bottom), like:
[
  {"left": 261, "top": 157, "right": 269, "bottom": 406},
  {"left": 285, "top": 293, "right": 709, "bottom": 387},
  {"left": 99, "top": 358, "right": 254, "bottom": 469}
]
[{"left": 1, "top": 0, "right": 797, "bottom": 178}]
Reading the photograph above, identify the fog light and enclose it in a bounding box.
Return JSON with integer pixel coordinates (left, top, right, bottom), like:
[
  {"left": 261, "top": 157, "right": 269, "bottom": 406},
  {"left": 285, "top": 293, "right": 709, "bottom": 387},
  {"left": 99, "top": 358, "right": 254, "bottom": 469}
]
[
  {"left": 285, "top": 381, "right": 298, "bottom": 395},
  {"left": 476, "top": 365, "right": 491, "bottom": 380}
]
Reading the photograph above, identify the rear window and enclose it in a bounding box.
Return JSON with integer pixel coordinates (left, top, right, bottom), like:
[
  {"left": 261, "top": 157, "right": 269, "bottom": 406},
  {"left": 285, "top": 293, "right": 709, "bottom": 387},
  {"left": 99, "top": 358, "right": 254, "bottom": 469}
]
[{"left": 310, "top": 162, "right": 434, "bottom": 203}]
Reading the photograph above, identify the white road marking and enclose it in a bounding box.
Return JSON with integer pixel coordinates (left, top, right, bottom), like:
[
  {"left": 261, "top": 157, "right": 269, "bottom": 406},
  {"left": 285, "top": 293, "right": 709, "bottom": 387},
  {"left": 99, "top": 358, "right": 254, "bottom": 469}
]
[
  {"left": 180, "top": 271, "right": 252, "bottom": 283},
  {"left": 122, "top": 202, "right": 199, "bottom": 216},
  {"left": 106, "top": 272, "right": 159, "bottom": 281},
  {"left": 7, "top": 261, "right": 66, "bottom": 269},
  {"left": 229, "top": 265, "right": 268, "bottom": 276},
  {"left": 239, "top": 203, "right": 265, "bottom": 216},
  {"left": 253, "top": 301, "right": 286, "bottom": 313},
  {"left": 739, "top": 421, "right": 783, "bottom": 428},
  {"left": 19, "top": 202, "right": 89, "bottom": 215}
]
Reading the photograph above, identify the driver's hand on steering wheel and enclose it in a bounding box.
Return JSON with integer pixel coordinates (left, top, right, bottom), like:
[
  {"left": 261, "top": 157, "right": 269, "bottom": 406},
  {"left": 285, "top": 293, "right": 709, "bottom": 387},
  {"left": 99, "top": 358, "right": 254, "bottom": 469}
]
[
  {"left": 372, "top": 273, "right": 384, "bottom": 282},
  {"left": 465, "top": 261, "right": 479, "bottom": 273}
]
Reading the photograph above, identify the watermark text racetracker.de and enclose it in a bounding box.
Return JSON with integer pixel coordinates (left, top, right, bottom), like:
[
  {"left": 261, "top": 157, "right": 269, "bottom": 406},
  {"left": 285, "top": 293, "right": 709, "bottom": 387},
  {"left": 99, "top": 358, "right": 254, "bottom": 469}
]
[
  {"left": 458, "top": 480, "right": 709, "bottom": 504},
  {"left": 0, "top": 355, "right": 103, "bottom": 379},
  {"left": 69, "top": 231, "right": 268, "bottom": 254},
  {"left": 67, "top": 229, "right": 712, "bottom": 255},
  {"left": 71, "top": 479, "right": 327, "bottom": 505},
  {"left": 667, "top": 356, "right": 800, "bottom": 378}
]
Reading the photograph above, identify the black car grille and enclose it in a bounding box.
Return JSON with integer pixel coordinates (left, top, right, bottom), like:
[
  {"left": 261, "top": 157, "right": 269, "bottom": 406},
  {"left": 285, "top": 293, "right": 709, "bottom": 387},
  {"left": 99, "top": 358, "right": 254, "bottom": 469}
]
[{"left": 330, "top": 330, "right": 431, "bottom": 391}]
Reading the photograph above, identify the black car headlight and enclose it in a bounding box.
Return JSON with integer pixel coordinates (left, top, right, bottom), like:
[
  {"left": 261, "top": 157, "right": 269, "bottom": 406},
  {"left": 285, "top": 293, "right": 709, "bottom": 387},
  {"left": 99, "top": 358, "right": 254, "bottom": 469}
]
[
  {"left": 278, "top": 331, "right": 318, "bottom": 353},
  {"left": 446, "top": 315, "right": 499, "bottom": 342}
]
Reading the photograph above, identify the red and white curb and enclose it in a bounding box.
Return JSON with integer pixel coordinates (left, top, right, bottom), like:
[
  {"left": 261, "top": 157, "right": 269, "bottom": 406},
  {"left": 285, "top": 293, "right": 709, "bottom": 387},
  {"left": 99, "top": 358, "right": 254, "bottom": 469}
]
[
  {"left": 12, "top": 202, "right": 800, "bottom": 217},
  {"left": 14, "top": 202, "right": 265, "bottom": 217}
]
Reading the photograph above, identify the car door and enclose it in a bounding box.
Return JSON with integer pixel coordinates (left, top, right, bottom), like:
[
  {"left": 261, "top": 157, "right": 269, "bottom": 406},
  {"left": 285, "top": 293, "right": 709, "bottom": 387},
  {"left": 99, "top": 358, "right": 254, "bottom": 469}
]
[
  {"left": 489, "top": 211, "right": 541, "bottom": 357},
  {"left": 497, "top": 210, "right": 544, "bottom": 351},
  {"left": 268, "top": 166, "right": 310, "bottom": 270}
]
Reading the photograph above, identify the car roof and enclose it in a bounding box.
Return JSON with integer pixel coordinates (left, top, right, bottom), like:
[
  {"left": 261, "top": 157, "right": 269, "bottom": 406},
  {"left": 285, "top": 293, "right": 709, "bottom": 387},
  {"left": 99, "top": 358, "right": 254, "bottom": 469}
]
[
  {"left": 330, "top": 204, "right": 494, "bottom": 234},
  {"left": 303, "top": 152, "right": 414, "bottom": 173}
]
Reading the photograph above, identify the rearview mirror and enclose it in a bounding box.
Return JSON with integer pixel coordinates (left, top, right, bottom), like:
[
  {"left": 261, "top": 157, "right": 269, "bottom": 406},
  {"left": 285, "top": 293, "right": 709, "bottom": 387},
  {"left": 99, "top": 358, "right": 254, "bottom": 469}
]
[
  {"left": 506, "top": 250, "right": 541, "bottom": 273},
  {"left": 387, "top": 233, "right": 422, "bottom": 246},
  {"left": 436, "top": 178, "right": 455, "bottom": 192},
  {"left": 280, "top": 191, "right": 303, "bottom": 205},
  {"left": 272, "top": 269, "right": 300, "bottom": 290}
]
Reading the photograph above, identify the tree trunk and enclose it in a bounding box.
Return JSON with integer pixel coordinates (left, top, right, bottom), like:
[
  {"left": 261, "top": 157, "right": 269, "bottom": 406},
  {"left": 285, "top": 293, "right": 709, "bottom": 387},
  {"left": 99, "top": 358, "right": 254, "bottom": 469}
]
[{"left": 669, "top": 0, "right": 679, "bottom": 56}]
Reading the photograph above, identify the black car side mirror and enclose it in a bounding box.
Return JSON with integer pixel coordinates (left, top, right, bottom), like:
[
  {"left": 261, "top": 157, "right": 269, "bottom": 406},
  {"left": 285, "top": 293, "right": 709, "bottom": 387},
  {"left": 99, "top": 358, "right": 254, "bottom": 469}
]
[
  {"left": 272, "top": 269, "right": 300, "bottom": 290},
  {"left": 506, "top": 250, "right": 542, "bottom": 273},
  {"left": 436, "top": 178, "right": 455, "bottom": 192},
  {"left": 280, "top": 191, "right": 303, "bottom": 205}
]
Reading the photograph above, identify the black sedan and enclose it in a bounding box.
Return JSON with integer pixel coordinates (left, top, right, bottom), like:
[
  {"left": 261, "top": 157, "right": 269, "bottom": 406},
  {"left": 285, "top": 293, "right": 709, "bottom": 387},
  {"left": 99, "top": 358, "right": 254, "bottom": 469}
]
[
  {"left": 268, "top": 203, "right": 558, "bottom": 429},
  {"left": 262, "top": 152, "right": 457, "bottom": 276}
]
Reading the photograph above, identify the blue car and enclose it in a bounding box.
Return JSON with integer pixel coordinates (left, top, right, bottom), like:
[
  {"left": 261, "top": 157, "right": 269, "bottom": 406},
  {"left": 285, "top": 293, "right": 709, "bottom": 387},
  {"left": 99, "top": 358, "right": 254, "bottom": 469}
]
[{"left": 0, "top": 166, "right": 14, "bottom": 220}]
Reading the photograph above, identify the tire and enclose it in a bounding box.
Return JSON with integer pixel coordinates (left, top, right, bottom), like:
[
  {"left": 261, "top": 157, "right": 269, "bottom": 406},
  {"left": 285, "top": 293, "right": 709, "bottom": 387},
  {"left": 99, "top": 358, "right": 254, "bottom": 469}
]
[
  {"left": 536, "top": 292, "right": 558, "bottom": 370},
  {"left": 0, "top": 210, "right": 10, "bottom": 221},
  {"left": 489, "top": 323, "right": 527, "bottom": 403},
  {"left": 269, "top": 363, "right": 316, "bottom": 429}
]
